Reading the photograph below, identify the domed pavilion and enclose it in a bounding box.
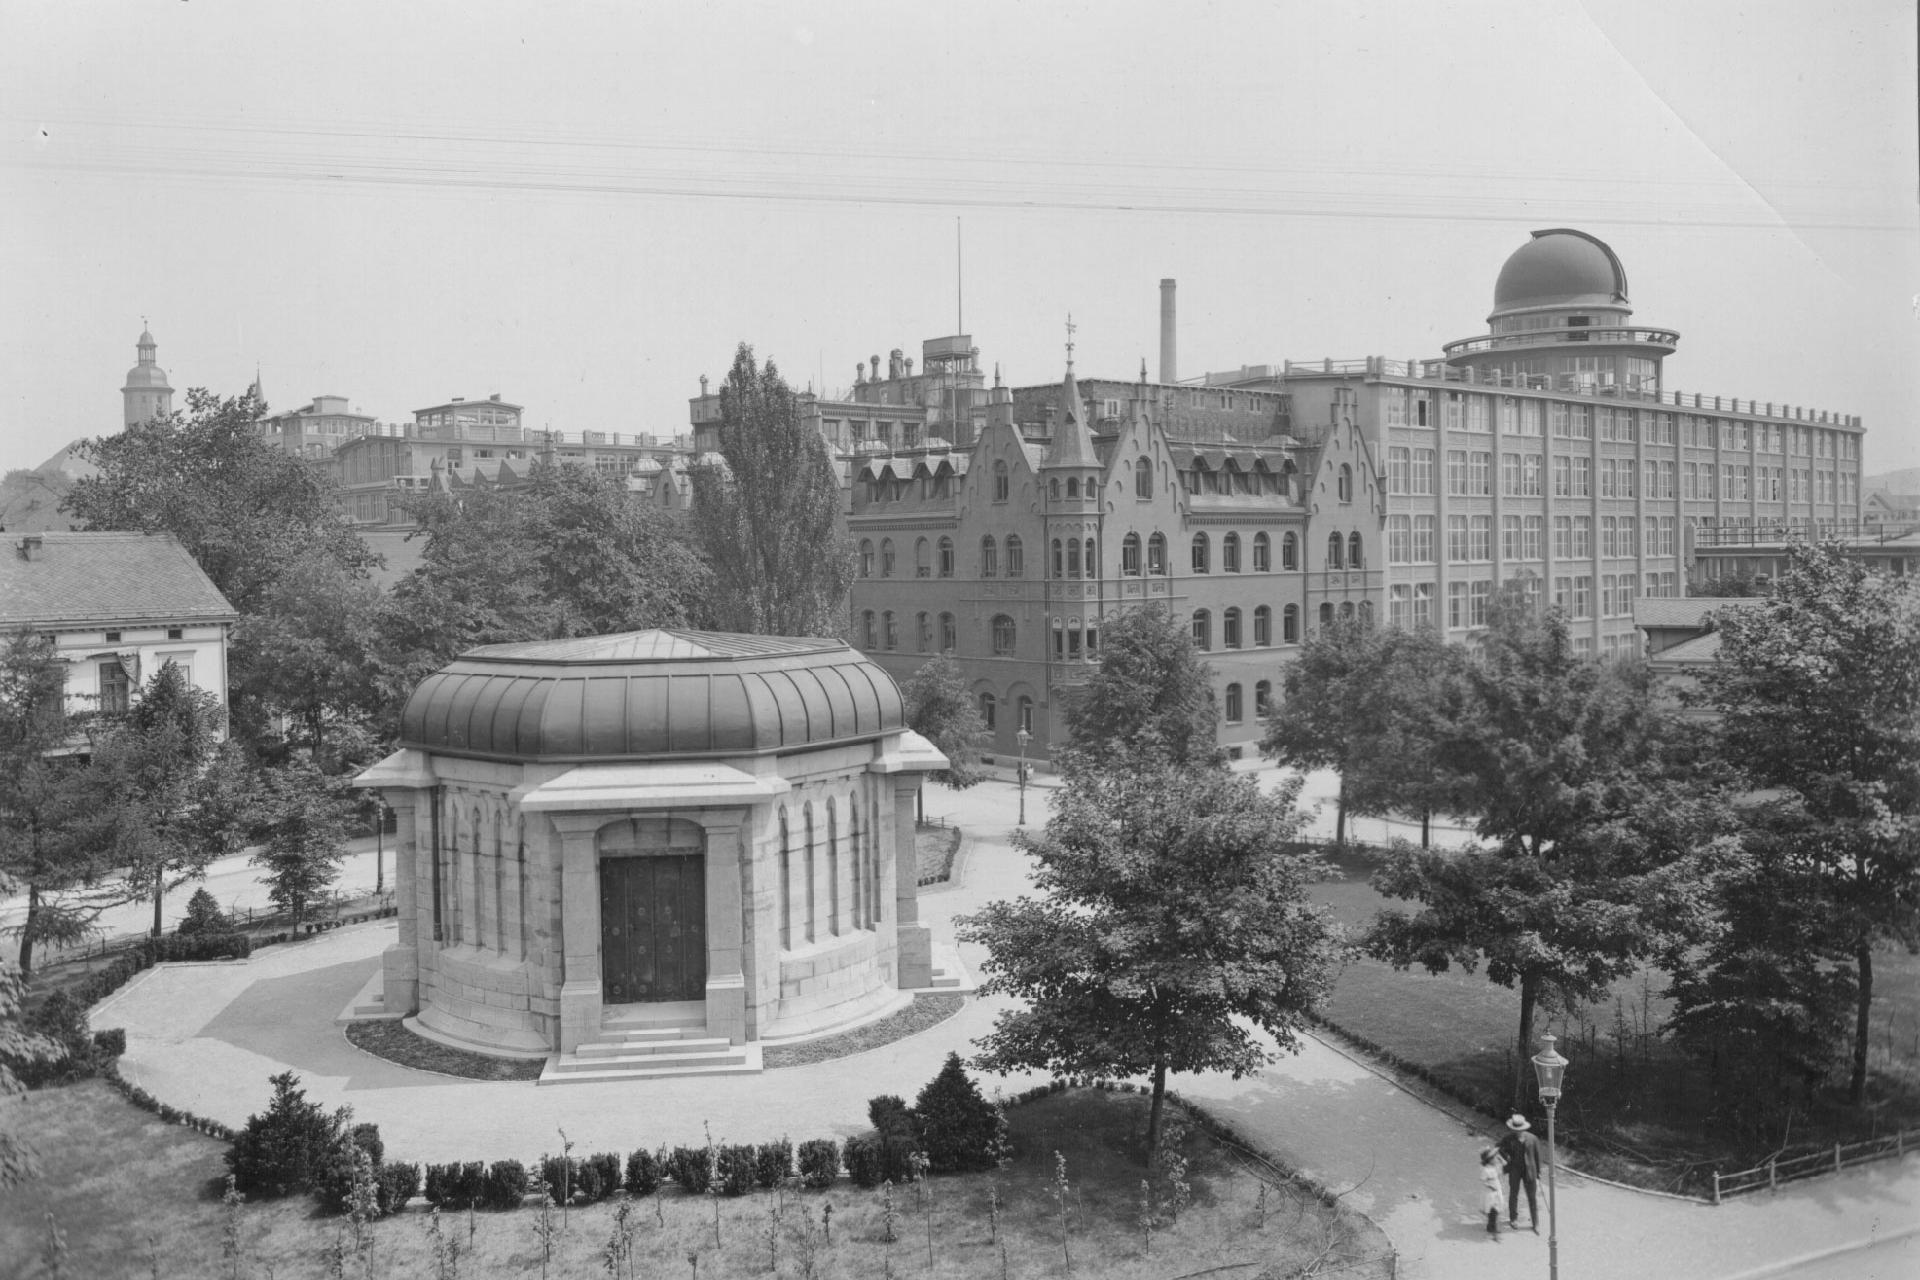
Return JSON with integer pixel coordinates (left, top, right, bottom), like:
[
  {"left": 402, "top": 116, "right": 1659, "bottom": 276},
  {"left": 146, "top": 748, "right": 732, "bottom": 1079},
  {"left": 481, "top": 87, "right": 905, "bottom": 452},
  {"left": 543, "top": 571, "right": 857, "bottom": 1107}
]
[{"left": 353, "top": 630, "right": 946, "bottom": 1080}]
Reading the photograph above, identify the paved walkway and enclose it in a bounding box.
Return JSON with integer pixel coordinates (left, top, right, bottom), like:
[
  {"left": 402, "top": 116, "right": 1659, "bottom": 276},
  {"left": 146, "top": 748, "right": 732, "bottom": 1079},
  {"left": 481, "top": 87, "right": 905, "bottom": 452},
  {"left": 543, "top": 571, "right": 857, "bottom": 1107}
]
[{"left": 88, "top": 768, "right": 1920, "bottom": 1280}]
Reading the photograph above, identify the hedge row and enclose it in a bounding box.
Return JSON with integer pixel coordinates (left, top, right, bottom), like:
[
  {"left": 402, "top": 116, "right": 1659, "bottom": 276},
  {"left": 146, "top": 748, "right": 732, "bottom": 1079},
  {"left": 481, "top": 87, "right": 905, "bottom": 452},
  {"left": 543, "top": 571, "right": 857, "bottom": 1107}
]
[
  {"left": 103, "top": 1059, "right": 239, "bottom": 1142},
  {"left": 1303, "top": 1011, "right": 1507, "bottom": 1125}
]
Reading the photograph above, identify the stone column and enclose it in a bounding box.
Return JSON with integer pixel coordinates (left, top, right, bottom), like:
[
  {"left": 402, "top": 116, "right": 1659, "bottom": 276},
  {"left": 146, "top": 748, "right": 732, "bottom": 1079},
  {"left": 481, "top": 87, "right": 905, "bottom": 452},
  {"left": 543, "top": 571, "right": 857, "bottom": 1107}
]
[
  {"left": 692, "top": 810, "right": 750, "bottom": 1045},
  {"left": 548, "top": 814, "right": 607, "bottom": 1053},
  {"left": 381, "top": 790, "right": 425, "bottom": 1015},
  {"left": 891, "top": 778, "right": 932, "bottom": 988}
]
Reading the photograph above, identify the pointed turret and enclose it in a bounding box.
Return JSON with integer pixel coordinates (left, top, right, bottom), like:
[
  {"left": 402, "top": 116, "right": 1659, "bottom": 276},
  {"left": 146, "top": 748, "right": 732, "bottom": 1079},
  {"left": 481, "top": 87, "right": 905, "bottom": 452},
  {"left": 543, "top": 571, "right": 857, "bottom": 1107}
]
[{"left": 1043, "top": 317, "right": 1099, "bottom": 470}]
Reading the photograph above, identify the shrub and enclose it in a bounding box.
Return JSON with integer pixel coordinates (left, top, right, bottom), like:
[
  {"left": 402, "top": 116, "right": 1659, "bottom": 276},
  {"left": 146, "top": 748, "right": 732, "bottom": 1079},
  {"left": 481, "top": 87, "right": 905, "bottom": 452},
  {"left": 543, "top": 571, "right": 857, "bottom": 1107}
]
[
  {"left": 425, "top": 1161, "right": 487, "bottom": 1210},
  {"left": 715, "top": 1144, "right": 755, "bottom": 1197},
  {"left": 226, "top": 1072, "right": 349, "bottom": 1198},
  {"left": 843, "top": 1136, "right": 884, "bottom": 1188},
  {"left": 177, "top": 887, "right": 234, "bottom": 937},
  {"left": 483, "top": 1160, "right": 529, "bottom": 1210},
  {"left": 625, "top": 1147, "right": 662, "bottom": 1197},
  {"left": 796, "top": 1138, "right": 839, "bottom": 1189},
  {"left": 753, "top": 1138, "right": 792, "bottom": 1189},
  {"left": 539, "top": 1154, "right": 578, "bottom": 1205},
  {"left": 868, "top": 1094, "right": 916, "bottom": 1140},
  {"left": 880, "top": 1136, "right": 918, "bottom": 1185},
  {"left": 665, "top": 1145, "right": 711, "bottom": 1195},
  {"left": 579, "top": 1152, "right": 622, "bottom": 1202},
  {"left": 92, "top": 1028, "right": 127, "bottom": 1059},
  {"left": 377, "top": 1162, "right": 420, "bottom": 1215},
  {"left": 914, "top": 1052, "right": 1009, "bottom": 1173},
  {"left": 314, "top": 1124, "right": 386, "bottom": 1215}
]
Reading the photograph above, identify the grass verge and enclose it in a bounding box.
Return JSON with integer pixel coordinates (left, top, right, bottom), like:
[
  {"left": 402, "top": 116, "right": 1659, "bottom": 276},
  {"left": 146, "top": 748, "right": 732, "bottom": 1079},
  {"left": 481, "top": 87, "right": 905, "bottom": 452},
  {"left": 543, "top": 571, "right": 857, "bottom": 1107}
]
[
  {"left": 4, "top": 1080, "right": 1391, "bottom": 1279},
  {"left": 343, "top": 1019, "right": 546, "bottom": 1081},
  {"left": 915, "top": 824, "right": 963, "bottom": 885}
]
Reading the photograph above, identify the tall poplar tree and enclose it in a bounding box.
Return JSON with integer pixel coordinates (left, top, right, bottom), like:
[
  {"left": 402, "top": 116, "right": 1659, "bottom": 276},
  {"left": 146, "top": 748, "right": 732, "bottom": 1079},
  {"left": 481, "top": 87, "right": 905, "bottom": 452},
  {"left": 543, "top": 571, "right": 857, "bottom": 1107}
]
[{"left": 689, "top": 344, "right": 853, "bottom": 638}]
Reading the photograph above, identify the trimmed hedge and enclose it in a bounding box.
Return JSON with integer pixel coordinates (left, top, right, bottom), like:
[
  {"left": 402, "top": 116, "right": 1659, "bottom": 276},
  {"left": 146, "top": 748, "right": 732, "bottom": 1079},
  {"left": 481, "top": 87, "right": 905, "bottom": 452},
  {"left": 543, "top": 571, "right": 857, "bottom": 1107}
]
[
  {"left": 665, "top": 1145, "right": 711, "bottom": 1195},
  {"left": 624, "top": 1147, "right": 662, "bottom": 1197},
  {"left": 581, "top": 1152, "right": 622, "bottom": 1202},
  {"left": 752, "top": 1138, "right": 792, "bottom": 1189},
  {"left": 715, "top": 1144, "right": 755, "bottom": 1197},
  {"left": 482, "top": 1160, "right": 528, "bottom": 1210},
  {"left": 796, "top": 1138, "right": 839, "bottom": 1189}
]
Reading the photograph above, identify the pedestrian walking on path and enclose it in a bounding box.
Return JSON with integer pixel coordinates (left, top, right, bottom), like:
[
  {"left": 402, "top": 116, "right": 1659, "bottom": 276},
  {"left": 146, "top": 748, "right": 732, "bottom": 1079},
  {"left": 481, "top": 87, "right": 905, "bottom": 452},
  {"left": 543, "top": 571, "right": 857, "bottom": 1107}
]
[
  {"left": 1498, "top": 1113, "right": 1543, "bottom": 1234},
  {"left": 1478, "top": 1147, "right": 1504, "bottom": 1239}
]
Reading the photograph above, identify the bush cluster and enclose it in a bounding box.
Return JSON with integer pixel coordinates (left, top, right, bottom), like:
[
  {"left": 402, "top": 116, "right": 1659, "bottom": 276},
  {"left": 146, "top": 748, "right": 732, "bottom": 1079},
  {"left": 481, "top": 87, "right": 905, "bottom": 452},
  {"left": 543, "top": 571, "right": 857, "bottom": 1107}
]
[
  {"left": 849, "top": 1053, "right": 1010, "bottom": 1180},
  {"left": 624, "top": 1147, "right": 662, "bottom": 1197},
  {"left": 424, "top": 1162, "right": 487, "bottom": 1210},
  {"left": 3, "top": 990, "right": 121, "bottom": 1088},
  {"left": 314, "top": 1124, "right": 386, "bottom": 1214},
  {"left": 752, "top": 1138, "right": 792, "bottom": 1189},
  {"left": 715, "top": 1144, "right": 756, "bottom": 1196},
  {"left": 481, "top": 1160, "right": 528, "bottom": 1211},
  {"left": 796, "top": 1138, "right": 840, "bottom": 1189},
  {"left": 664, "top": 1145, "right": 712, "bottom": 1195},
  {"left": 227, "top": 1072, "right": 350, "bottom": 1199}
]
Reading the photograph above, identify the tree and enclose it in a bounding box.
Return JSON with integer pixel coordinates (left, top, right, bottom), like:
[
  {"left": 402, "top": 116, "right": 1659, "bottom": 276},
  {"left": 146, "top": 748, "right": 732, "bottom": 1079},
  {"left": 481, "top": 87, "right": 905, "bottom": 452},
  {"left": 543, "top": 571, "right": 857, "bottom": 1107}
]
[
  {"left": 0, "top": 632, "right": 109, "bottom": 975},
  {"left": 1059, "top": 604, "right": 1220, "bottom": 774},
  {"left": 689, "top": 344, "right": 853, "bottom": 637},
  {"left": 1364, "top": 598, "right": 1711, "bottom": 1105},
  {"left": 63, "top": 387, "right": 374, "bottom": 616},
  {"left": 0, "top": 957, "right": 58, "bottom": 1185},
  {"left": 899, "top": 655, "right": 988, "bottom": 794},
  {"left": 1695, "top": 540, "right": 1920, "bottom": 1105},
  {"left": 88, "top": 662, "right": 254, "bottom": 937},
  {"left": 381, "top": 462, "right": 709, "bottom": 693},
  {"left": 251, "top": 762, "right": 354, "bottom": 925},
  {"left": 958, "top": 765, "right": 1341, "bottom": 1162}
]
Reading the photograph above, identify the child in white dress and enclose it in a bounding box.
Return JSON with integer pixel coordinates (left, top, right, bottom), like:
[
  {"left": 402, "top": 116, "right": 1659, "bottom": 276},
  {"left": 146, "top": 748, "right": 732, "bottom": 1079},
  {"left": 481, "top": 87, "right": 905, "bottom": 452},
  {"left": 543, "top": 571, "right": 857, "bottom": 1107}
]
[{"left": 1479, "top": 1147, "right": 1503, "bottom": 1238}]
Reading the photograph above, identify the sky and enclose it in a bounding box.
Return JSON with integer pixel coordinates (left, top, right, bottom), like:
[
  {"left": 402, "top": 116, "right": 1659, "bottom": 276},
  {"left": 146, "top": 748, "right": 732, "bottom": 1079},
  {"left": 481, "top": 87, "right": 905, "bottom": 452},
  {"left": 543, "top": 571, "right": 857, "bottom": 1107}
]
[{"left": 2, "top": 0, "right": 1915, "bottom": 479}]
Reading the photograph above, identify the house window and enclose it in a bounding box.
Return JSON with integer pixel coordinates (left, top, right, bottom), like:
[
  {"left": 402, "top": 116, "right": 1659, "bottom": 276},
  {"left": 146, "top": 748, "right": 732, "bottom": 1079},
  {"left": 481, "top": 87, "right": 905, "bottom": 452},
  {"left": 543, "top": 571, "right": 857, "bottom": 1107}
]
[
  {"left": 1135, "top": 457, "right": 1152, "bottom": 497},
  {"left": 166, "top": 627, "right": 183, "bottom": 641},
  {"left": 1225, "top": 683, "right": 1243, "bottom": 724},
  {"left": 937, "top": 537, "right": 954, "bottom": 578},
  {"left": 1348, "top": 532, "right": 1363, "bottom": 569},
  {"left": 1191, "top": 609, "right": 1212, "bottom": 651},
  {"left": 940, "top": 613, "right": 957, "bottom": 652},
  {"left": 1005, "top": 536, "right": 1025, "bottom": 577},
  {"left": 883, "top": 611, "right": 898, "bottom": 650},
  {"left": 104, "top": 630, "right": 121, "bottom": 643},
  {"left": 981, "top": 536, "right": 998, "bottom": 577},
  {"left": 917, "top": 612, "right": 932, "bottom": 651},
  {"left": 1017, "top": 695, "right": 1034, "bottom": 735},
  {"left": 1191, "top": 533, "right": 1210, "bottom": 574},
  {"left": 980, "top": 692, "right": 997, "bottom": 730},
  {"left": 1052, "top": 539, "right": 1065, "bottom": 579},
  {"left": 97, "top": 661, "right": 130, "bottom": 715},
  {"left": 1255, "top": 680, "right": 1274, "bottom": 719},
  {"left": 993, "top": 460, "right": 1010, "bottom": 501},
  {"left": 881, "top": 539, "right": 896, "bottom": 576},
  {"left": 859, "top": 540, "right": 875, "bottom": 577},
  {"left": 1223, "top": 608, "right": 1242, "bottom": 649},
  {"left": 1319, "top": 602, "right": 1334, "bottom": 627},
  {"left": 1254, "top": 605, "right": 1272, "bottom": 647},
  {"left": 1253, "top": 532, "right": 1271, "bottom": 571},
  {"left": 991, "top": 615, "right": 1016, "bottom": 655},
  {"left": 1327, "top": 533, "right": 1344, "bottom": 570},
  {"left": 1282, "top": 532, "right": 1298, "bottom": 571},
  {"left": 1122, "top": 533, "right": 1142, "bottom": 576},
  {"left": 1147, "top": 533, "right": 1167, "bottom": 574},
  {"left": 915, "top": 538, "right": 931, "bottom": 578},
  {"left": 1282, "top": 603, "right": 1300, "bottom": 644},
  {"left": 862, "top": 611, "right": 877, "bottom": 648},
  {"left": 1223, "top": 533, "right": 1241, "bottom": 573},
  {"left": 1337, "top": 464, "right": 1353, "bottom": 502}
]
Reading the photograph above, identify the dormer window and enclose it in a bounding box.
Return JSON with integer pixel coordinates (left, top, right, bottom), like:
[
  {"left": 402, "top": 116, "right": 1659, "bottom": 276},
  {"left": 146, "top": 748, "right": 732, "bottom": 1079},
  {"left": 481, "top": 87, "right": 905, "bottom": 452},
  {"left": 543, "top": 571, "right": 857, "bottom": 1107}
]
[
  {"left": 104, "top": 630, "right": 121, "bottom": 643},
  {"left": 167, "top": 627, "right": 183, "bottom": 640}
]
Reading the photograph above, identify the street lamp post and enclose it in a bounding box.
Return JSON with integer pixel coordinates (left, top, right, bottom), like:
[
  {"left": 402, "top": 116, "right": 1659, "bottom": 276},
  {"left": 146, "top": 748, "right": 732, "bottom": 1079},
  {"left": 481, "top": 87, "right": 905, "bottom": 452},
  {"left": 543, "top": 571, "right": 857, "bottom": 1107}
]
[
  {"left": 1016, "top": 727, "right": 1031, "bottom": 826},
  {"left": 1531, "top": 1032, "right": 1569, "bottom": 1280}
]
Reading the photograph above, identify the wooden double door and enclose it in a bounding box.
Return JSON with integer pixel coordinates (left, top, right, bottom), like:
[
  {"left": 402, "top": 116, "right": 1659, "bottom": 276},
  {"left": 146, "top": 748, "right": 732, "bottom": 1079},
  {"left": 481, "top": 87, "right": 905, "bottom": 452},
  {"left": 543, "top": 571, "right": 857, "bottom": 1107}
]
[{"left": 599, "top": 854, "right": 706, "bottom": 1004}]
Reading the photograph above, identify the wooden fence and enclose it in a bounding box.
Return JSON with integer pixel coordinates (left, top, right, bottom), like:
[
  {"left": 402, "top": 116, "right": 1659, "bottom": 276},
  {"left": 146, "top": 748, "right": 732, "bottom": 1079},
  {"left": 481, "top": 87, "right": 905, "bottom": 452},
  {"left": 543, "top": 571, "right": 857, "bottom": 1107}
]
[{"left": 1712, "top": 1129, "right": 1919, "bottom": 1203}]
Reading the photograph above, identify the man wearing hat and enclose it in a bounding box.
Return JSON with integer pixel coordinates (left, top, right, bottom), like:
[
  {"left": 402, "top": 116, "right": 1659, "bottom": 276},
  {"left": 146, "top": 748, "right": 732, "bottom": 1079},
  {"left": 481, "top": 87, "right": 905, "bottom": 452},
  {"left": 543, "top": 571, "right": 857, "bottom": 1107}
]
[{"left": 1498, "top": 1113, "right": 1543, "bottom": 1232}]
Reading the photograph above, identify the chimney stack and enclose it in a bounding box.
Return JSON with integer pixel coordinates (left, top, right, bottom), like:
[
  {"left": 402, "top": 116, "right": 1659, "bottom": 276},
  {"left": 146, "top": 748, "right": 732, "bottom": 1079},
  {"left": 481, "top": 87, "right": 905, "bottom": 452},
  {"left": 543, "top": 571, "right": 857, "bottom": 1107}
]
[{"left": 1159, "top": 279, "right": 1177, "bottom": 384}]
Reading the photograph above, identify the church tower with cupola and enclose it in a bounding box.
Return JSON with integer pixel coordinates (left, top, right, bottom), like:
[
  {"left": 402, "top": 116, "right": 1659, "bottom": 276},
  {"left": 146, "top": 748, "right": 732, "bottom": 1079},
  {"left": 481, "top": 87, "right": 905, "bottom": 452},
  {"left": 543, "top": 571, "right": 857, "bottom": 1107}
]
[{"left": 122, "top": 324, "right": 175, "bottom": 427}]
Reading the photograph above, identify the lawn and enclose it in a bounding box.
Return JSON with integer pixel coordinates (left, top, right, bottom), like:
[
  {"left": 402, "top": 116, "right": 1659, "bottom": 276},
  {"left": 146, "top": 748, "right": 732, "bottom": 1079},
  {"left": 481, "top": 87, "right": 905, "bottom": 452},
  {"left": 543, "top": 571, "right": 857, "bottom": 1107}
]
[
  {"left": 1307, "top": 842, "right": 1920, "bottom": 1193},
  {"left": 0, "top": 1080, "right": 1392, "bottom": 1279}
]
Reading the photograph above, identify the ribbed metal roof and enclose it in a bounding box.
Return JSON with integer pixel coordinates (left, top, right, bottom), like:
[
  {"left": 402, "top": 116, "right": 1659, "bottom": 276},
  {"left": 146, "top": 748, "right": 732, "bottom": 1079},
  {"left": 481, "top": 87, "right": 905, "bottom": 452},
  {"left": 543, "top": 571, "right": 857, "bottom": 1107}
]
[{"left": 398, "top": 630, "right": 905, "bottom": 763}]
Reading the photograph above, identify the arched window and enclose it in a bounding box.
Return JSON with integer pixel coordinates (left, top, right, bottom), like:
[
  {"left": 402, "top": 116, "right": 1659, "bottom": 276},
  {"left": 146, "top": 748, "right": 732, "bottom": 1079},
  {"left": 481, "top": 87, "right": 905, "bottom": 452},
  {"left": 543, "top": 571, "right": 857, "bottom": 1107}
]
[
  {"left": 1006, "top": 536, "right": 1025, "bottom": 577},
  {"left": 1147, "top": 533, "right": 1167, "bottom": 575},
  {"left": 858, "top": 539, "right": 874, "bottom": 577},
  {"left": 1338, "top": 463, "right": 1353, "bottom": 502},
  {"left": 1051, "top": 615, "right": 1065, "bottom": 659},
  {"left": 1223, "top": 607, "right": 1242, "bottom": 649},
  {"left": 1319, "top": 602, "right": 1334, "bottom": 627},
  {"left": 1066, "top": 477, "right": 1080, "bottom": 499},
  {"left": 1051, "top": 538, "right": 1063, "bottom": 579},
  {"left": 992, "top": 615, "right": 1016, "bottom": 655},
  {"left": 1327, "top": 533, "right": 1344, "bottom": 570},
  {"left": 1122, "top": 533, "right": 1141, "bottom": 576},
  {"left": 1348, "top": 532, "right": 1364, "bottom": 569},
  {"left": 1255, "top": 680, "right": 1273, "bottom": 719},
  {"left": 883, "top": 611, "right": 898, "bottom": 649},
  {"left": 1341, "top": 601, "right": 1355, "bottom": 620},
  {"left": 979, "top": 691, "right": 997, "bottom": 729},
  {"left": 915, "top": 538, "right": 931, "bottom": 578},
  {"left": 1282, "top": 531, "right": 1299, "bottom": 571},
  {"left": 1191, "top": 609, "right": 1212, "bottom": 650},
  {"left": 981, "top": 536, "right": 998, "bottom": 578},
  {"left": 1254, "top": 605, "right": 1272, "bottom": 646},
  {"left": 938, "top": 537, "right": 954, "bottom": 578},
  {"left": 1223, "top": 533, "right": 1242, "bottom": 573},
  {"left": 1067, "top": 538, "right": 1081, "bottom": 578},
  {"left": 1017, "top": 695, "right": 1033, "bottom": 734},
  {"left": 993, "top": 460, "right": 1010, "bottom": 501},
  {"left": 1225, "top": 683, "right": 1244, "bottom": 724},
  {"left": 1191, "top": 533, "right": 1210, "bottom": 574},
  {"left": 940, "top": 612, "right": 956, "bottom": 652},
  {"left": 1135, "top": 457, "right": 1152, "bottom": 497},
  {"left": 1048, "top": 477, "right": 1060, "bottom": 500},
  {"left": 880, "top": 538, "right": 896, "bottom": 576},
  {"left": 862, "top": 610, "right": 877, "bottom": 648},
  {"left": 1283, "top": 603, "right": 1300, "bottom": 643},
  {"left": 1253, "top": 532, "right": 1271, "bottom": 571},
  {"left": 916, "top": 612, "right": 931, "bottom": 651},
  {"left": 778, "top": 807, "right": 792, "bottom": 948},
  {"left": 1358, "top": 600, "right": 1374, "bottom": 626}
]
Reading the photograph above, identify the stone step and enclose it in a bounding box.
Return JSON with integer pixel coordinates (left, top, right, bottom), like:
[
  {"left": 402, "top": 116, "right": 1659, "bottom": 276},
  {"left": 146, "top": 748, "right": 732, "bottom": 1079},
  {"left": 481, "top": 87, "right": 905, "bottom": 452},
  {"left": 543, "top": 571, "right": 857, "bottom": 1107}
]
[
  {"left": 573, "top": 1035, "right": 735, "bottom": 1059},
  {"left": 597, "top": 1025, "right": 705, "bottom": 1045},
  {"left": 536, "top": 1043, "right": 763, "bottom": 1086},
  {"left": 929, "top": 974, "right": 963, "bottom": 989}
]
